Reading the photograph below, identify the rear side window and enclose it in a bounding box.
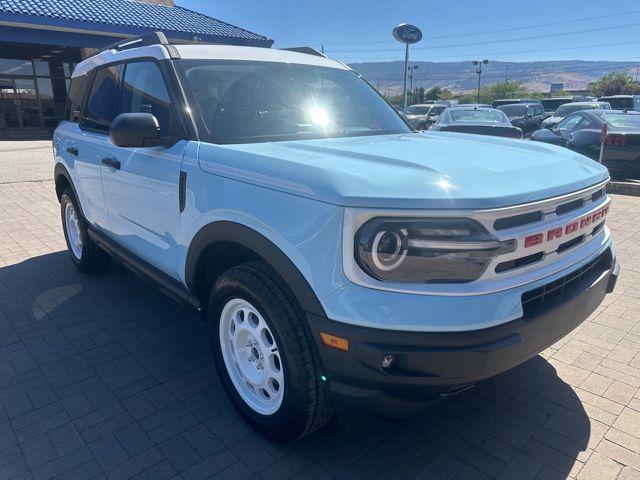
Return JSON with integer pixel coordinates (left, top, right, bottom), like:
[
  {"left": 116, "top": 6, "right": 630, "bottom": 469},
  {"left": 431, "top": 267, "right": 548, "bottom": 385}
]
[
  {"left": 65, "top": 74, "right": 88, "bottom": 123},
  {"left": 120, "top": 61, "right": 171, "bottom": 136},
  {"left": 82, "top": 65, "right": 120, "bottom": 132}
]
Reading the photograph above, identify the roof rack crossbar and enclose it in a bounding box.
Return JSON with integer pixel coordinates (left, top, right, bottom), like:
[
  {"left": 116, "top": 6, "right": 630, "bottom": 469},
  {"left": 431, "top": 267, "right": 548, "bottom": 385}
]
[{"left": 97, "top": 31, "right": 170, "bottom": 55}]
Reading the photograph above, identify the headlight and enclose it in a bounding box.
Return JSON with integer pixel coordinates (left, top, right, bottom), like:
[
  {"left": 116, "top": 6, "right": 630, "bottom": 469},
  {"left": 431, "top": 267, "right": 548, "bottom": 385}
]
[{"left": 355, "top": 217, "right": 516, "bottom": 283}]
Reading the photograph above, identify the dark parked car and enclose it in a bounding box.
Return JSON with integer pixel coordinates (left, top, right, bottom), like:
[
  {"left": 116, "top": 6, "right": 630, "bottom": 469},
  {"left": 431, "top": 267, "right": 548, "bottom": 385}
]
[
  {"left": 491, "top": 98, "right": 539, "bottom": 108},
  {"left": 432, "top": 106, "right": 523, "bottom": 138},
  {"left": 497, "top": 103, "right": 545, "bottom": 134},
  {"left": 598, "top": 95, "right": 640, "bottom": 111},
  {"left": 531, "top": 110, "right": 640, "bottom": 179}
]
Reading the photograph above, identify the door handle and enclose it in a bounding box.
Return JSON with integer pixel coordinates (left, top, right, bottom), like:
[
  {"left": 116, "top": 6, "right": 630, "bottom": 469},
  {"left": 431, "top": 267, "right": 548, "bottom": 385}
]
[
  {"left": 66, "top": 146, "right": 78, "bottom": 156},
  {"left": 101, "top": 157, "right": 121, "bottom": 170}
]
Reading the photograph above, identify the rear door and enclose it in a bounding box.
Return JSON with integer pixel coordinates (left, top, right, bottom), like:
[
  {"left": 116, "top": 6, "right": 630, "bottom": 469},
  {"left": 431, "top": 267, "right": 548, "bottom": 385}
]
[{"left": 100, "top": 59, "right": 186, "bottom": 278}]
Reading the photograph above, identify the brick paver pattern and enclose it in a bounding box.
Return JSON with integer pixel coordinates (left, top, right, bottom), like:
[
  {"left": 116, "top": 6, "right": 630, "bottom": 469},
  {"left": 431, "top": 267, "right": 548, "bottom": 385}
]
[{"left": 1, "top": 142, "right": 640, "bottom": 479}]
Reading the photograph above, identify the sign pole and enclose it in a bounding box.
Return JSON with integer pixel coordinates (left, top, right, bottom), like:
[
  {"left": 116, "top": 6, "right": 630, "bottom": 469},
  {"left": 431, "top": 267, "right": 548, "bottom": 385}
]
[
  {"left": 393, "top": 23, "right": 422, "bottom": 113},
  {"left": 403, "top": 44, "right": 409, "bottom": 111}
]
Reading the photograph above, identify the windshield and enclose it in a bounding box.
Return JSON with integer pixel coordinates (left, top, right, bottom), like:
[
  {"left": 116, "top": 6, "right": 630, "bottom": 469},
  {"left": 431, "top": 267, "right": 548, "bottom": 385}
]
[
  {"left": 498, "top": 105, "right": 526, "bottom": 116},
  {"left": 449, "top": 109, "right": 507, "bottom": 123},
  {"left": 601, "top": 114, "right": 640, "bottom": 128},
  {"left": 176, "top": 60, "right": 409, "bottom": 144},
  {"left": 406, "top": 106, "right": 430, "bottom": 115},
  {"left": 555, "top": 104, "right": 597, "bottom": 117}
]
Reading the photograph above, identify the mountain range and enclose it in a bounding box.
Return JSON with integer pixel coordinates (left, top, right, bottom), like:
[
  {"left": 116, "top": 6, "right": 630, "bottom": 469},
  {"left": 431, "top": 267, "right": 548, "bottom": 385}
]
[{"left": 348, "top": 60, "right": 640, "bottom": 94}]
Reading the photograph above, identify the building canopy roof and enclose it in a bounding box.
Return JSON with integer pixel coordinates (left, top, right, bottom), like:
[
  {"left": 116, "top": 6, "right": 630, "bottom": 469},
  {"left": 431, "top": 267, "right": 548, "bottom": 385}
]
[{"left": 0, "top": 0, "right": 273, "bottom": 47}]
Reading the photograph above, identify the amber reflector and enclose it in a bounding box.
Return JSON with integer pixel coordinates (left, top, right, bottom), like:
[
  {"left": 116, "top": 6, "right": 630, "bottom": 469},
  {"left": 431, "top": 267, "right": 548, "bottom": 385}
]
[{"left": 320, "top": 332, "right": 349, "bottom": 351}]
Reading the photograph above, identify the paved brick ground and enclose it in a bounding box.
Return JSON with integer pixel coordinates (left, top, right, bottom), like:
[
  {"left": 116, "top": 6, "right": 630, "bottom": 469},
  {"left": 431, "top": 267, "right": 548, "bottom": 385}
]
[{"left": 1, "top": 145, "right": 640, "bottom": 479}]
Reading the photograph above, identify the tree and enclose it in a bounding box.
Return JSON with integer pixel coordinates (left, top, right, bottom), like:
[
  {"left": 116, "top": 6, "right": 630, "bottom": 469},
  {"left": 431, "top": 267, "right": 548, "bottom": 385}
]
[
  {"left": 590, "top": 72, "right": 640, "bottom": 97},
  {"left": 423, "top": 86, "right": 453, "bottom": 101},
  {"left": 478, "top": 80, "right": 527, "bottom": 104}
]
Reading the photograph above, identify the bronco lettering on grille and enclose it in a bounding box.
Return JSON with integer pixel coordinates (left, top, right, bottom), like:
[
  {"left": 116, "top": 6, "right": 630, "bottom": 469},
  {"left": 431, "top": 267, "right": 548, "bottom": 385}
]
[{"left": 524, "top": 205, "right": 609, "bottom": 249}]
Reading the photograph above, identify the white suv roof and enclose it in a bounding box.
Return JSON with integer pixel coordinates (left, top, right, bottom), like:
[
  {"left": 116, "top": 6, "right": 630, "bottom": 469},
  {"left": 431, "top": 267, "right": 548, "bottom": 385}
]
[{"left": 73, "top": 43, "right": 348, "bottom": 78}]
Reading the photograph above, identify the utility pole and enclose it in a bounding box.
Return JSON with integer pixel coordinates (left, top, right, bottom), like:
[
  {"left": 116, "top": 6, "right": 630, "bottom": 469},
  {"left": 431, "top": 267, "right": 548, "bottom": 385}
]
[
  {"left": 472, "top": 59, "right": 489, "bottom": 104},
  {"left": 408, "top": 65, "right": 418, "bottom": 105}
]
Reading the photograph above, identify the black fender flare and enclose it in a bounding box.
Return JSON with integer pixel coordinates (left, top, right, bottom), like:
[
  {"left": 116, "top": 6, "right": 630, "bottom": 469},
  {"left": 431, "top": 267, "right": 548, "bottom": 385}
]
[
  {"left": 185, "top": 221, "right": 326, "bottom": 317},
  {"left": 54, "top": 163, "right": 87, "bottom": 218}
]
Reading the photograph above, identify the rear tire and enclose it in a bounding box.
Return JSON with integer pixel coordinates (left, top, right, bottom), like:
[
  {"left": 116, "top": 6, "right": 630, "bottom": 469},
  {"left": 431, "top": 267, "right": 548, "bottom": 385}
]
[
  {"left": 209, "top": 260, "right": 332, "bottom": 442},
  {"left": 60, "top": 190, "right": 111, "bottom": 273}
]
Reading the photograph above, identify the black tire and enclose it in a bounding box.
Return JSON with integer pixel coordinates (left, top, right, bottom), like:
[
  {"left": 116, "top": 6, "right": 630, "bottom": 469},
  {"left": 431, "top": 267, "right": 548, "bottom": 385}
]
[
  {"left": 60, "top": 190, "right": 111, "bottom": 273},
  {"left": 209, "top": 260, "right": 332, "bottom": 442}
]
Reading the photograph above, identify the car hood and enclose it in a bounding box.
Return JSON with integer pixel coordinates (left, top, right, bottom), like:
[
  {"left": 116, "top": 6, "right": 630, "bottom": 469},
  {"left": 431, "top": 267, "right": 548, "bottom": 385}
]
[{"left": 197, "top": 132, "right": 609, "bottom": 209}]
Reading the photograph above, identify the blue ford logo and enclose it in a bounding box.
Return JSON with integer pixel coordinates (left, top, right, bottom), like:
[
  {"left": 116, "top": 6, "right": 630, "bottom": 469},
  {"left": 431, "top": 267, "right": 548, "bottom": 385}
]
[{"left": 393, "top": 24, "right": 422, "bottom": 44}]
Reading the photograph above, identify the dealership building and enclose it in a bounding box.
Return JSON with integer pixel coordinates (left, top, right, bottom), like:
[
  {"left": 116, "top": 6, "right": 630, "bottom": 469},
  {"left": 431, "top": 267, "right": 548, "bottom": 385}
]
[{"left": 0, "top": 0, "right": 272, "bottom": 136}]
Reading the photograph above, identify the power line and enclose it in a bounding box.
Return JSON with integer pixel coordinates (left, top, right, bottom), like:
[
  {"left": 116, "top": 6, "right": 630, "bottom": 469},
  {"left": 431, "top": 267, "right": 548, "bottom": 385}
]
[
  {"left": 342, "top": 40, "right": 640, "bottom": 63},
  {"left": 327, "top": 21, "right": 640, "bottom": 53},
  {"left": 319, "top": 9, "right": 640, "bottom": 47}
]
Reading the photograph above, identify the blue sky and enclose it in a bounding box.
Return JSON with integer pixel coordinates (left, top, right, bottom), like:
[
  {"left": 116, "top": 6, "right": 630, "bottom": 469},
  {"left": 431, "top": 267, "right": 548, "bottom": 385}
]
[{"left": 181, "top": 0, "right": 640, "bottom": 65}]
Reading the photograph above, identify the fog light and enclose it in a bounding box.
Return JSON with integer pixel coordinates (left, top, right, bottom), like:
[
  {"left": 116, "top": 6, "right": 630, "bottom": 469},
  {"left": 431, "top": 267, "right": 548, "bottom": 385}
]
[{"left": 382, "top": 354, "right": 395, "bottom": 369}]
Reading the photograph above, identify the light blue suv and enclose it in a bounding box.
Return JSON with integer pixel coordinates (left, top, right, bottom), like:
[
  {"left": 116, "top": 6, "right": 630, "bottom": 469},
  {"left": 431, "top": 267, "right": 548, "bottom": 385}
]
[{"left": 53, "top": 33, "right": 619, "bottom": 441}]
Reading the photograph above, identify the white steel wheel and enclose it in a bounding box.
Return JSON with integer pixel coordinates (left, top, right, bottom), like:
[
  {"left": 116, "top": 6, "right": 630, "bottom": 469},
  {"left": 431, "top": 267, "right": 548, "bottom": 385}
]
[
  {"left": 219, "top": 298, "right": 284, "bottom": 415},
  {"left": 64, "top": 201, "right": 83, "bottom": 260}
]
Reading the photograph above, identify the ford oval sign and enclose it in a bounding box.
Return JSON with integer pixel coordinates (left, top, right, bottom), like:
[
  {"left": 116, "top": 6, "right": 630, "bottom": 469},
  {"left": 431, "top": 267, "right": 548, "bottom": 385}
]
[{"left": 393, "top": 24, "right": 422, "bottom": 44}]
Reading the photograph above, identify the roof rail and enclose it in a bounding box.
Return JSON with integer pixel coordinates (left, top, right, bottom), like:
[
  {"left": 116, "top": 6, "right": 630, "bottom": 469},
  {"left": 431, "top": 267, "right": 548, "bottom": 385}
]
[
  {"left": 96, "top": 31, "right": 170, "bottom": 55},
  {"left": 281, "top": 47, "right": 327, "bottom": 58}
]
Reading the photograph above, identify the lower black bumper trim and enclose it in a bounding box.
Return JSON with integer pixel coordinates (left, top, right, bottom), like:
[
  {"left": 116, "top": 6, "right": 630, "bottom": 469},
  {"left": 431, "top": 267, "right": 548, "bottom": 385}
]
[{"left": 307, "top": 256, "right": 618, "bottom": 416}]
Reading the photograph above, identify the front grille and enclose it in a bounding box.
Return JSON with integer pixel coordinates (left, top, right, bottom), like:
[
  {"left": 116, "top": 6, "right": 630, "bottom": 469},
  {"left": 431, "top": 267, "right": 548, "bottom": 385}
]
[{"left": 521, "top": 248, "right": 612, "bottom": 315}]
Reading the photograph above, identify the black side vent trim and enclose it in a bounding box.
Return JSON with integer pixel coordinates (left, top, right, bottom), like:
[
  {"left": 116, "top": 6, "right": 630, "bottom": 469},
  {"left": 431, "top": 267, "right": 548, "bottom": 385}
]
[
  {"left": 179, "top": 171, "right": 187, "bottom": 212},
  {"left": 494, "top": 211, "right": 543, "bottom": 231},
  {"left": 556, "top": 198, "right": 584, "bottom": 216}
]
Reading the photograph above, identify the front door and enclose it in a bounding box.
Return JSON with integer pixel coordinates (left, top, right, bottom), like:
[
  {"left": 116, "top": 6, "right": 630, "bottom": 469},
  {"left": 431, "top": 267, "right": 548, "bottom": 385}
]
[
  {"left": 100, "top": 60, "right": 185, "bottom": 278},
  {"left": 0, "top": 77, "right": 43, "bottom": 130}
]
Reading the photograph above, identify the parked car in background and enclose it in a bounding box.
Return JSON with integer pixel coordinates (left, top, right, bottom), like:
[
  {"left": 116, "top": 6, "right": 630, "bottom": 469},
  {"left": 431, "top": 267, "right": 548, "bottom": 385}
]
[
  {"left": 497, "top": 103, "right": 544, "bottom": 134},
  {"left": 540, "top": 96, "right": 596, "bottom": 115},
  {"left": 598, "top": 95, "right": 640, "bottom": 111},
  {"left": 541, "top": 102, "right": 611, "bottom": 130},
  {"left": 531, "top": 110, "right": 640, "bottom": 179},
  {"left": 432, "top": 106, "right": 522, "bottom": 138},
  {"left": 491, "top": 98, "right": 539, "bottom": 108},
  {"left": 405, "top": 104, "right": 447, "bottom": 130}
]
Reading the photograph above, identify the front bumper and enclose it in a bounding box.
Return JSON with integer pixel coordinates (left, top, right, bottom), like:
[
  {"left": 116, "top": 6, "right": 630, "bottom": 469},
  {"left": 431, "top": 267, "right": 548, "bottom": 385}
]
[{"left": 307, "top": 250, "right": 618, "bottom": 416}]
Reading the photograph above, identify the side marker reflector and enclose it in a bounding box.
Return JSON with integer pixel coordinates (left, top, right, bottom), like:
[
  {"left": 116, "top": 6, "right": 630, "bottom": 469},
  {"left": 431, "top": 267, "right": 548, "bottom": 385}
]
[{"left": 320, "top": 332, "right": 349, "bottom": 351}]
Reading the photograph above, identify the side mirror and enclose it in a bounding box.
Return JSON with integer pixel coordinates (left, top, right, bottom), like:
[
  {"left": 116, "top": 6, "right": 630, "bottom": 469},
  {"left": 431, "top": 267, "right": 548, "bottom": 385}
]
[{"left": 110, "top": 113, "right": 175, "bottom": 148}]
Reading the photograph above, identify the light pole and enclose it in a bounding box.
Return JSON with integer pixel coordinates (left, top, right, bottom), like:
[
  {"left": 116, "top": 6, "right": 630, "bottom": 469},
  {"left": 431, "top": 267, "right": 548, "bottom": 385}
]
[
  {"left": 408, "top": 65, "right": 419, "bottom": 105},
  {"left": 472, "top": 59, "right": 489, "bottom": 104}
]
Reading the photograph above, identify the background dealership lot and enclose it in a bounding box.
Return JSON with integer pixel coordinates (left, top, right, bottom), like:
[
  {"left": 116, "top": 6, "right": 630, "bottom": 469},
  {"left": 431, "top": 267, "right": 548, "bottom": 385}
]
[{"left": 0, "top": 142, "right": 639, "bottom": 479}]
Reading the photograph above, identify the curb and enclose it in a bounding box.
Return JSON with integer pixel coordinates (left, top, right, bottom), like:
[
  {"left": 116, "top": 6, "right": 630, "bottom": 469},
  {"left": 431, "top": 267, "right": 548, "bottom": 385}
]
[{"left": 607, "top": 181, "right": 640, "bottom": 197}]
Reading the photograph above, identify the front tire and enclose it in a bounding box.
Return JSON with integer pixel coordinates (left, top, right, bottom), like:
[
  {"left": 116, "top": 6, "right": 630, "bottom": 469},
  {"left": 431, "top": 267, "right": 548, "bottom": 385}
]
[
  {"left": 209, "top": 260, "right": 331, "bottom": 442},
  {"left": 60, "top": 190, "right": 111, "bottom": 273}
]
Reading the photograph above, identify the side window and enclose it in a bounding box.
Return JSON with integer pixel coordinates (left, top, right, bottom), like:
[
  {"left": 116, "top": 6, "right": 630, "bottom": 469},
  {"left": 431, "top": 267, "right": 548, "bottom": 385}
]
[
  {"left": 576, "top": 116, "right": 592, "bottom": 129},
  {"left": 120, "top": 61, "right": 171, "bottom": 136},
  {"left": 65, "top": 74, "right": 88, "bottom": 123},
  {"left": 556, "top": 114, "right": 582, "bottom": 130},
  {"left": 536, "top": 105, "right": 543, "bottom": 115},
  {"left": 82, "top": 65, "right": 120, "bottom": 132}
]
